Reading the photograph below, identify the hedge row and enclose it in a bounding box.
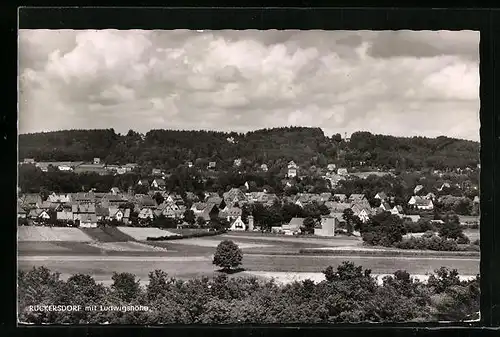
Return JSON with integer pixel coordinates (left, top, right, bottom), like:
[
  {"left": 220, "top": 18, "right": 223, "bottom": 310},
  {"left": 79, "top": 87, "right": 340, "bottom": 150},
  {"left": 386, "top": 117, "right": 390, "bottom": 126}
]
[
  {"left": 298, "top": 248, "right": 480, "bottom": 258},
  {"left": 146, "top": 230, "right": 226, "bottom": 241}
]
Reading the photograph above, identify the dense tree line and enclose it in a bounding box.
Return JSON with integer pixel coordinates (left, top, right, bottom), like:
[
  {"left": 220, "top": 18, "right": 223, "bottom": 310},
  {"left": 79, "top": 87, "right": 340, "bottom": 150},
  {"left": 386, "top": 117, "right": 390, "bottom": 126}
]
[
  {"left": 18, "top": 164, "right": 141, "bottom": 194},
  {"left": 349, "top": 132, "right": 479, "bottom": 170},
  {"left": 361, "top": 211, "right": 477, "bottom": 251},
  {"left": 18, "top": 263, "right": 479, "bottom": 324},
  {"left": 19, "top": 128, "right": 479, "bottom": 171}
]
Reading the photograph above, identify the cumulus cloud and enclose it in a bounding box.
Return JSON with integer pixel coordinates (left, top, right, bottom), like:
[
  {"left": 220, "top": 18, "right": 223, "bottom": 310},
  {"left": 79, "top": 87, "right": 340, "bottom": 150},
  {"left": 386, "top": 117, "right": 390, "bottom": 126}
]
[{"left": 18, "top": 29, "right": 479, "bottom": 141}]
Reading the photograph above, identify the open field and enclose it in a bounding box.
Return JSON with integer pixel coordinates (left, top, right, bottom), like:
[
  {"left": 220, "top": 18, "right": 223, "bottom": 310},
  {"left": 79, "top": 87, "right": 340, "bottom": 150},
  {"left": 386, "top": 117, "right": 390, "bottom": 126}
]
[
  {"left": 17, "top": 228, "right": 480, "bottom": 287},
  {"left": 18, "top": 241, "right": 175, "bottom": 256},
  {"left": 221, "top": 233, "right": 363, "bottom": 247},
  {"left": 18, "top": 253, "right": 479, "bottom": 284},
  {"left": 169, "top": 238, "right": 273, "bottom": 249},
  {"left": 17, "top": 241, "right": 72, "bottom": 252},
  {"left": 87, "top": 241, "right": 169, "bottom": 252},
  {"left": 80, "top": 227, "right": 136, "bottom": 242},
  {"left": 18, "top": 227, "right": 92, "bottom": 242},
  {"left": 116, "top": 227, "right": 179, "bottom": 240}
]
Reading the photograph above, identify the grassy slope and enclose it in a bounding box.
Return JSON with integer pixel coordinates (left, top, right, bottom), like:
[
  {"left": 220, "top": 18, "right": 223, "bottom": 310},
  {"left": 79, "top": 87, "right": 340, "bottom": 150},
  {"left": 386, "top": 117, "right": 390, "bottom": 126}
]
[{"left": 79, "top": 227, "right": 136, "bottom": 242}]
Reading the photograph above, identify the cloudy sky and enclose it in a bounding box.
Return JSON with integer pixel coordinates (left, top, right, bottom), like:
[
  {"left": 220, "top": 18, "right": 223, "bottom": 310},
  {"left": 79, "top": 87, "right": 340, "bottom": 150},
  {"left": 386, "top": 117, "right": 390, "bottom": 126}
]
[{"left": 18, "top": 30, "right": 480, "bottom": 141}]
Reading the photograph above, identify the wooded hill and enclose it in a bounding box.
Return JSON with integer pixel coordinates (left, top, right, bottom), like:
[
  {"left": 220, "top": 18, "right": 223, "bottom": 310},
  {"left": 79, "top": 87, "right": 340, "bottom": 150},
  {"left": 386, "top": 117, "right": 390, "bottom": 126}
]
[{"left": 19, "top": 127, "right": 480, "bottom": 170}]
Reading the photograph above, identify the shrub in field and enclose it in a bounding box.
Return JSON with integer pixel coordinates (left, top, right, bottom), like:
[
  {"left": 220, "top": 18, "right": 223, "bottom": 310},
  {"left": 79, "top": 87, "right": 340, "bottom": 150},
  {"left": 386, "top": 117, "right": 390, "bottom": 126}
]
[
  {"left": 151, "top": 215, "right": 177, "bottom": 229},
  {"left": 213, "top": 240, "right": 243, "bottom": 272},
  {"left": 301, "top": 217, "right": 316, "bottom": 234},
  {"left": 404, "top": 219, "right": 435, "bottom": 233},
  {"left": 422, "top": 230, "right": 436, "bottom": 239},
  {"left": 439, "top": 214, "right": 465, "bottom": 240},
  {"left": 361, "top": 211, "right": 406, "bottom": 247},
  {"left": 18, "top": 218, "right": 29, "bottom": 226}
]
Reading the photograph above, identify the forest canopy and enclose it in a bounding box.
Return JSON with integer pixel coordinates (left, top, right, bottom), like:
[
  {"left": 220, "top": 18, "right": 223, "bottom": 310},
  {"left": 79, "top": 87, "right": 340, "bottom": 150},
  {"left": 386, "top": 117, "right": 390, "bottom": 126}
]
[{"left": 19, "top": 127, "right": 479, "bottom": 170}]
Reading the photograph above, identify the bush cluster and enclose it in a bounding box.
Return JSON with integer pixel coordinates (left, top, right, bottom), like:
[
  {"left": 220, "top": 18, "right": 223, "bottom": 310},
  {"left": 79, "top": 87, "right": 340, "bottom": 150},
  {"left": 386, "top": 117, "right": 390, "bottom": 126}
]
[
  {"left": 395, "top": 235, "right": 460, "bottom": 251},
  {"left": 404, "top": 220, "right": 435, "bottom": 233}
]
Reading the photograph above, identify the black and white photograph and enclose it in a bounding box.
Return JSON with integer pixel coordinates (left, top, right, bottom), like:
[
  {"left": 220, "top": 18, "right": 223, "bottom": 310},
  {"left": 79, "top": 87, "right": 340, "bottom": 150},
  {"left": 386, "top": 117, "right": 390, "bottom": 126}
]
[{"left": 17, "top": 29, "right": 480, "bottom": 324}]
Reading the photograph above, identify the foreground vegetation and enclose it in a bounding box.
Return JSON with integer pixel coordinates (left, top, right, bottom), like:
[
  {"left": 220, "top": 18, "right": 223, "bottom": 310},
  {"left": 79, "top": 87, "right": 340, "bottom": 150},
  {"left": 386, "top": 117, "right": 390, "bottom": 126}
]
[{"left": 18, "top": 263, "right": 479, "bottom": 324}]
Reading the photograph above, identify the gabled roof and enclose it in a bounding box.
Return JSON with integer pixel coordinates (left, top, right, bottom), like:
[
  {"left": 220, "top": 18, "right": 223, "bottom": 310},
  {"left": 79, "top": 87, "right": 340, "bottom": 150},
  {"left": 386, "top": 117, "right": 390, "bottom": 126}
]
[
  {"left": 134, "top": 195, "right": 156, "bottom": 207},
  {"left": 28, "top": 209, "right": 48, "bottom": 218},
  {"left": 229, "top": 216, "right": 245, "bottom": 227},
  {"left": 95, "top": 207, "right": 109, "bottom": 217},
  {"left": 198, "top": 202, "right": 218, "bottom": 220},
  {"left": 39, "top": 201, "right": 60, "bottom": 210},
  {"left": 47, "top": 193, "right": 72, "bottom": 203},
  {"left": 415, "top": 198, "right": 433, "bottom": 206},
  {"left": 403, "top": 214, "right": 421, "bottom": 222},
  {"left": 17, "top": 201, "right": 27, "bottom": 214},
  {"left": 224, "top": 207, "right": 242, "bottom": 217},
  {"left": 185, "top": 192, "right": 198, "bottom": 200},
  {"left": 381, "top": 202, "right": 391, "bottom": 210},
  {"left": 21, "top": 194, "right": 42, "bottom": 205},
  {"left": 223, "top": 188, "right": 247, "bottom": 203},
  {"left": 349, "top": 194, "right": 366, "bottom": 201},
  {"left": 284, "top": 217, "right": 303, "bottom": 231},
  {"left": 320, "top": 192, "right": 332, "bottom": 200},
  {"left": 139, "top": 208, "right": 154, "bottom": 215},
  {"left": 324, "top": 201, "right": 351, "bottom": 212},
  {"left": 333, "top": 194, "right": 347, "bottom": 200},
  {"left": 206, "top": 196, "right": 223, "bottom": 205},
  {"left": 109, "top": 207, "right": 131, "bottom": 218},
  {"left": 414, "top": 185, "right": 424, "bottom": 193},
  {"left": 102, "top": 193, "right": 128, "bottom": 203},
  {"left": 72, "top": 203, "right": 96, "bottom": 213},
  {"left": 351, "top": 203, "right": 372, "bottom": 215},
  {"left": 152, "top": 178, "right": 166, "bottom": 186},
  {"left": 79, "top": 213, "right": 98, "bottom": 222},
  {"left": 192, "top": 202, "right": 207, "bottom": 211},
  {"left": 73, "top": 192, "right": 96, "bottom": 202}
]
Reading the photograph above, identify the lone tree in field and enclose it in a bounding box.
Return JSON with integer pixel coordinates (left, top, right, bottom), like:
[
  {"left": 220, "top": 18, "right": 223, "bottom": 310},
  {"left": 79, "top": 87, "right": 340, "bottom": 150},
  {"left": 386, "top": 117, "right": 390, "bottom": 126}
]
[{"left": 213, "top": 240, "right": 243, "bottom": 272}]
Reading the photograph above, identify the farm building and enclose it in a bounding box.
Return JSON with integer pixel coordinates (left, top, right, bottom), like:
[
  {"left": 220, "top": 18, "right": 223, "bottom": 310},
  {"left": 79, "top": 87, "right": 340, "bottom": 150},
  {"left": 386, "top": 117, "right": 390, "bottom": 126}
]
[{"left": 314, "top": 217, "right": 336, "bottom": 237}]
